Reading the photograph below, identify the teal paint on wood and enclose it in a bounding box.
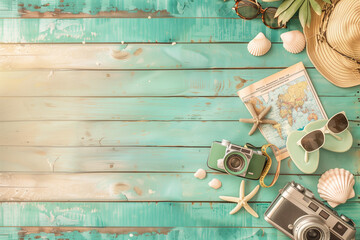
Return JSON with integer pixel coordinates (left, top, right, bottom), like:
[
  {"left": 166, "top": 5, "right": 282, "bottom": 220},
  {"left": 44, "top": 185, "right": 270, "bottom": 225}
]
[
  {"left": 0, "top": 0, "right": 358, "bottom": 237},
  {"left": 0, "top": 69, "right": 357, "bottom": 97},
  {"left": 1, "top": 202, "right": 359, "bottom": 228},
  {"left": 0, "top": 146, "right": 358, "bottom": 174},
  {"left": 7, "top": 0, "right": 281, "bottom": 18},
  {"left": 0, "top": 18, "right": 302, "bottom": 43},
  {"left": 0, "top": 44, "right": 313, "bottom": 69},
  {"left": 1, "top": 173, "right": 360, "bottom": 202},
  {"left": 0, "top": 121, "right": 357, "bottom": 147},
  {"left": 2, "top": 226, "right": 354, "bottom": 240},
  {"left": 0, "top": 96, "right": 357, "bottom": 121}
]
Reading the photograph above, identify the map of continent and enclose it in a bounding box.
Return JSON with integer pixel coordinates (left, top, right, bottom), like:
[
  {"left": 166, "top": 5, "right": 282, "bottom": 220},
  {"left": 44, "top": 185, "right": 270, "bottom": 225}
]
[
  {"left": 277, "top": 81, "right": 309, "bottom": 126},
  {"left": 248, "top": 76, "right": 325, "bottom": 149}
]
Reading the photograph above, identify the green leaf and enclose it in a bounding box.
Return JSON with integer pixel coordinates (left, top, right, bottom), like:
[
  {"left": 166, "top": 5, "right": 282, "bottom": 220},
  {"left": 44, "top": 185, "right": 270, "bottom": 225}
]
[
  {"left": 307, "top": 0, "right": 312, "bottom": 27},
  {"left": 323, "top": 0, "right": 331, "bottom": 3},
  {"left": 275, "top": 0, "right": 296, "bottom": 18},
  {"left": 309, "top": 0, "right": 322, "bottom": 15},
  {"left": 299, "top": 0, "right": 309, "bottom": 28},
  {"left": 277, "top": 0, "right": 305, "bottom": 25}
]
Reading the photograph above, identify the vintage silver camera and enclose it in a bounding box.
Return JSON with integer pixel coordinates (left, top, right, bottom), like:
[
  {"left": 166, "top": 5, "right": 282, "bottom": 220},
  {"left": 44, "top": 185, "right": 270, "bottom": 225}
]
[{"left": 264, "top": 182, "right": 356, "bottom": 240}]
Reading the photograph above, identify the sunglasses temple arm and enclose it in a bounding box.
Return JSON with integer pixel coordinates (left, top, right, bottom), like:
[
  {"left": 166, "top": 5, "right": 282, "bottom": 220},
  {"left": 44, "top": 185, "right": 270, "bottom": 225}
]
[{"left": 328, "top": 131, "right": 342, "bottom": 141}]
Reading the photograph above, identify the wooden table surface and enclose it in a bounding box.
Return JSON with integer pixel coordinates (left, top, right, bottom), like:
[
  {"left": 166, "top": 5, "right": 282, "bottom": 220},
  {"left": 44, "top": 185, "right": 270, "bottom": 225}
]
[{"left": 0, "top": 0, "right": 359, "bottom": 239}]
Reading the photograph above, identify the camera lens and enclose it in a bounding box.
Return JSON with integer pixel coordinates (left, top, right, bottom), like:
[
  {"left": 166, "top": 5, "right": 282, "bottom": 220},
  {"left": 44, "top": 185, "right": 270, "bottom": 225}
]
[
  {"left": 226, "top": 155, "right": 245, "bottom": 172},
  {"left": 293, "top": 216, "right": 329, "bottom": 240},
  {"left": 305, "top": 228, "right": 322, "bottom": 240}
]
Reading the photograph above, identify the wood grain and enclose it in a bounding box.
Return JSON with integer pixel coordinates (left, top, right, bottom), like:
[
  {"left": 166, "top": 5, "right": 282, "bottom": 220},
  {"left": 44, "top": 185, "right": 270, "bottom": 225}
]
[
  {"left": 0, "top": 173, "right": 359, "bottom": 202},
  {"left": 0, "top": 121, "right": 357, "bottom": 147},
  {"left": 0, "top": 18, "right": 302, "bottom": 43},
  {"left": 0, "top": 69, "right": 357, "bottom": 97},
  {"left": 1, "top": 202, "right": 359, "bottom": 228},
  {"left": 4, "top": 0, "right": 280, "bottom": 18},
  {"left": 0, "top": 146, "right": 358, "bottom": 174},
  {"left": 0, "top": 96, "right": 357, "bottom": 121},
  {"left": 0, "top": 44, "right": 312, "bottom": 69},
  {"left": 3, "top": 226, "right": 359, "bottom": 240}
]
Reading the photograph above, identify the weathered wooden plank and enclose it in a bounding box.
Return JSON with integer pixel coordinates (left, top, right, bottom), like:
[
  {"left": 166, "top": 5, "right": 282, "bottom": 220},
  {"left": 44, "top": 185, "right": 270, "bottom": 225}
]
[
  {"left": 0, "top": 173, "right": 359, "bottom": 202},
  {"left": 0, "top": 146, "right": 358, "bottom": 175},
  {"left": 0, "top": 44, "right": 312, "bottom": 70},
  {"left": 0, "top": 69, "right": 357, "bottom": 97},
  {"left": 4, "top": 0, "right": 280, "bottom": 18},
  {"left": 0, "top": 121, "right": 358, "bottom": 147},
  {"left": 0, "top": 202, "right": 359, "bottom": 227},
  {"left": 0, "top": 96, "right": 357, "bottom": 121},
  {"left": 2, "top": 226, "right": 357, "bottom": 240},
  {"left": 0, "top": 18, "right": 301, "bottom": 43}
]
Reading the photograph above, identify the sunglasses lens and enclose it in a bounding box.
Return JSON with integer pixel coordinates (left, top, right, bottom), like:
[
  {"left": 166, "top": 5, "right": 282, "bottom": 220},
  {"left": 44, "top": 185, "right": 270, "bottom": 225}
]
[
  {"left": 328, "top": 113, "right": 348, "bottom": 133},
  {"left": 263, "top": 7, "right": 284, "bottom": 28},
  {"left": 235, "top": 0, "right": 260, "bottom": 19},
  {"left": 301, "top": 130, "right": 324, "bottom": 152}
]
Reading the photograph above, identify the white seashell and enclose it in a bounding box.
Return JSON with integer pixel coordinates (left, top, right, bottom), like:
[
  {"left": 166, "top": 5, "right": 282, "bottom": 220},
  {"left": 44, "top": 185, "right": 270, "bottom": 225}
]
[
  {"left": 194, "top": 168, "right": 207, "bottom": 179},
  {"left": 208, "top": 178, "right": 222, "bottom": 189},
  {"left": 280, "top": 30, "right": 306, "bottom": 54},
  {"left": 247, "top": 32, "right": 271, "bottom": 56},
  {"left": 318, "top": 168, "right": 355, "bottom": 208}
]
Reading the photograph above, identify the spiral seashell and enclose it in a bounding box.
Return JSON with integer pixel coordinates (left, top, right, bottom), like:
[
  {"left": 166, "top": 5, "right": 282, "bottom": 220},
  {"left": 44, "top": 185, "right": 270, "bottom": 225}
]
[
  {"left": 247, "top": 32, "right": 271, "bottom": 56},
  {"left": 317, "top": 168, "right": 355, "bottom": 208},
  {"left": 280, "top": 30, "right": 306, "bottom": 54},
  {"left": 194, "top": 168, "right": 206, "bottom": 179},
  {"left": 208, "top": 178, "right": 222, "bottom": 189}
]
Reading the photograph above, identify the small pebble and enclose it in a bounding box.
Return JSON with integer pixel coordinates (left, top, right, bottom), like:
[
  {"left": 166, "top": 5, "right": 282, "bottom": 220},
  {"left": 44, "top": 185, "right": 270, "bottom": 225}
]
[
  {"left": 194, "top": 169, "right": 206, "bottom": 179},
  {"left": 208, "top": 178, "right": 222, "bottom": 189},
  {"left": 148, "top": 16, "right": 151, "bottom": 19},
  {"left": 172, "top": 42, "right": 176, "bottom": 45}
]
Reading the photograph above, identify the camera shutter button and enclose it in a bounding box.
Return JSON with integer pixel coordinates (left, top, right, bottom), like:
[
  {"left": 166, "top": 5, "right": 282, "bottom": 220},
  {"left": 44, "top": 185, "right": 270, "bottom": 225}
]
[
  {"left": 340, "top": 215, "right": 350, "bottom": 222},
  {"left": 221, "top": 139, "right": 230, "bottom": 146},
  {"left": 296, "top": 184, "right": 304, "bottom": 192},
  {"left": 304, "top": 190, "right": 314, "bottom": 199}
]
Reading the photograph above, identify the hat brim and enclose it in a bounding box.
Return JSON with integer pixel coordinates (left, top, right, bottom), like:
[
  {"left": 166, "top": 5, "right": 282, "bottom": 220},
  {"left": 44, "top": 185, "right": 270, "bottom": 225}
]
[{"left": 304, "top": 1, "right": 360, "bottom": 88}]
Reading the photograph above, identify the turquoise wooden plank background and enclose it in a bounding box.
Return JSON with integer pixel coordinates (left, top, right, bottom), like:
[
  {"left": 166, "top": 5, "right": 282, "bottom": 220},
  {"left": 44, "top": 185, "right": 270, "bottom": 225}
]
[{"left": 0, "top": 0, "right": 359, "bottom": 239}]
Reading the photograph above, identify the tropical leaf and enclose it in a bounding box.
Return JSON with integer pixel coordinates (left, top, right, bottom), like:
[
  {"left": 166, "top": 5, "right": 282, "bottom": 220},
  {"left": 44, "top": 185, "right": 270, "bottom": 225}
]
[
  {"left": 323, "top": 0, "right": 331, "bottom": 4},
  {"left": 309, "top": 0, "right": 322, "bottom": 15},
  {"left": 307, "top": 0, "right": 312, "bottom": 27},
  {"left": 275, "top": 0, "right": 296, "bottom": 18},
  {"left": 299, "top": 0, "right": 308, "bottom": 28},
  {"left": 277, "top": 0, "right": 305, "bottom": 25}
]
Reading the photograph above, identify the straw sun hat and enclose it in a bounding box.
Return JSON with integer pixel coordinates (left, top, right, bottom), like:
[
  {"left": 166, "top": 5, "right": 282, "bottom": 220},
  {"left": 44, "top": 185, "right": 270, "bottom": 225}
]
[{"left": 303, "top": 0, "right": 360, "bottom": 88}]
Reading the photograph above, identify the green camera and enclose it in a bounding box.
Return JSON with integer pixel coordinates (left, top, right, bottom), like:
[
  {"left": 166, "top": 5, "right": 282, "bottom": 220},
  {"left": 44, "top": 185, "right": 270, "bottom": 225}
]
[{"left": 207, "top": 139, "right": 267, "bottom": 180}]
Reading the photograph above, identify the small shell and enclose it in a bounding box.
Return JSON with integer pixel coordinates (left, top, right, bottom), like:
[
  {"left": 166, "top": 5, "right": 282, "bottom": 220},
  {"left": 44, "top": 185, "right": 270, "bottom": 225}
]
[
  {"left": 208, "top": 178, "right": 222, "bottom": 189},
  {"left": 280, "top": 30, "right": 306, "bottom": 54},
  {"left": 318, "top": 168, "right": 355, "bottom": 208},
  {"left": 194, "top": 168, "right": 206, "bottom": 179},
  {"left": 247, "top": 32, "right": 271, "bottom": 56}
]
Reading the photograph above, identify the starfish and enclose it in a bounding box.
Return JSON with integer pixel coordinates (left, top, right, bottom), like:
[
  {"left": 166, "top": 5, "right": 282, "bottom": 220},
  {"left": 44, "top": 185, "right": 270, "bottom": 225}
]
[
  {"left": 219, "top": 180, "right": 260, "bottom": 217},
  {"left": 239, "top": 102, "right": 277, "bottom": 136}
]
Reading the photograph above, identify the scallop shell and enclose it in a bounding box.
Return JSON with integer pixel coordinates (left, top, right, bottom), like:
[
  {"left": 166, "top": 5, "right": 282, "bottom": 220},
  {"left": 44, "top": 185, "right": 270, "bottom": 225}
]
[
  {"left": 317, "top": 168, "right": 355, "bottom": 208},
  {"left": 247, "top": 32, "right": 271, "bottom": 56},
  {"left": 280, "top": 30, "right": 306, "bottom": 54},
  {"left": 194, "top": 168, "right": 206, "bottom": 179},
  {"left": 208, "top": 178, "right": 222, "bottom": 189}
]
